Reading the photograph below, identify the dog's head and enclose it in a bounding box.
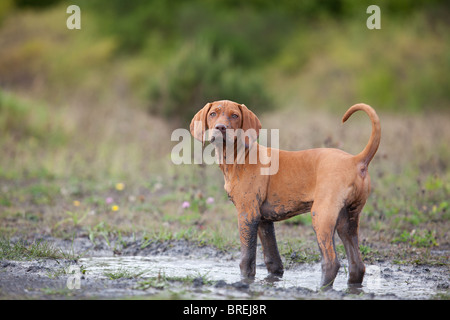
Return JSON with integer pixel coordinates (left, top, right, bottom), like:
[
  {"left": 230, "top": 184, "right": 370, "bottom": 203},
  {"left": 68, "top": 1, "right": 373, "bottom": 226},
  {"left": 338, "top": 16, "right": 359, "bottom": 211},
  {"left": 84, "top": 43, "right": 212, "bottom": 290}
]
[{"left": 190, "top": 100, "right": 261, "bottom": 148}]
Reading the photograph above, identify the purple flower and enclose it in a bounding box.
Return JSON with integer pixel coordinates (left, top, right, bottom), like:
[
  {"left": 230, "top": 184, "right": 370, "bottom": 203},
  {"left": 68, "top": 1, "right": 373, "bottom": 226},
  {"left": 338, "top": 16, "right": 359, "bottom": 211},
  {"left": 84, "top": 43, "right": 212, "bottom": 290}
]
[
  {"left": 206, "top": 197, "right": 214, "bottom": 204},
  {"left": 182, "top": 201, "right": 190, "bottom": 209},
  {"left": 106, "top": 197, "right": 114, "bottom": 204}
]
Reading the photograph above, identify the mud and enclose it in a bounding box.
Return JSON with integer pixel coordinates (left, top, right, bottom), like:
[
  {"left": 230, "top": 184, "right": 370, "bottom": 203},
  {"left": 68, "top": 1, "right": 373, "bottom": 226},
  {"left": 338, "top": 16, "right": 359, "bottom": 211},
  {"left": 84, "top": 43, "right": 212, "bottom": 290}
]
[{"left": 1, "top": 238, "right": 448, "bottom": 299}]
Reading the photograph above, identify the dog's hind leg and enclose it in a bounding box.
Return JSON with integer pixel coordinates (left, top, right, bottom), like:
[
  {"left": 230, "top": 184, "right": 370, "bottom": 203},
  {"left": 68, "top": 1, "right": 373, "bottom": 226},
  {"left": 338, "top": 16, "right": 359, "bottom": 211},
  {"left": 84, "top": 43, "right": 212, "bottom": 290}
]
[
  {"left": 311, "top": 198, "right": 342, "bottom": 289},
  {"left": 336, "top": 206, "right": 365, "bottom": 286}
]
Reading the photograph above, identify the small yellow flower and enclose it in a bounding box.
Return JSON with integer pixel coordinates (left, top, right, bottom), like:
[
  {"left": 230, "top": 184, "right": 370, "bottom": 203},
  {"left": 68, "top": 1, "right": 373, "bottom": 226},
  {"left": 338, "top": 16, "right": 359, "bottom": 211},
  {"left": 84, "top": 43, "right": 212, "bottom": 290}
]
[
  {"left": 111, "top": 205, "right": 119, "bottom": 212},
  {"left": 115, "top": 183, "right": 125, "bottom": 191},
  {"left": 73, "top": 200, "right": 81, "bottom": 207}
]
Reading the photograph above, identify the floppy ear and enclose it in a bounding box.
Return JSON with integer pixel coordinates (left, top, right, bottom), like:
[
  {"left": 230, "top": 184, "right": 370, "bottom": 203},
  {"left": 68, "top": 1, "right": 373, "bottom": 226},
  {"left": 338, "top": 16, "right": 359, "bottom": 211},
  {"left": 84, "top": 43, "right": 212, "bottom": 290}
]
[
  {"left": 238, "top": 104, "right": 262, "bottom": 148},
  {"left": 190, "top": 102, "right": 212, "bottom": 144}
]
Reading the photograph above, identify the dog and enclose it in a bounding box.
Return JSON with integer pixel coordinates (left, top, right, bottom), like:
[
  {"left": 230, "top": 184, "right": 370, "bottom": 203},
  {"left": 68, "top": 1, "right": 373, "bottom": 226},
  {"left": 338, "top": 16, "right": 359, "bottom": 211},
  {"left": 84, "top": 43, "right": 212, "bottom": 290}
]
[{"left": 190, "top": 100, "right": 380, "bottom": 288}]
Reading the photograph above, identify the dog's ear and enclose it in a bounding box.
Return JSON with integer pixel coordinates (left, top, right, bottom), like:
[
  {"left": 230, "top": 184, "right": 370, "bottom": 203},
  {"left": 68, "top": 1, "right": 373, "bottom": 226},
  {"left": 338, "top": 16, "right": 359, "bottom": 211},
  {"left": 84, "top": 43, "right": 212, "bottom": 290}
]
[
  {"left": 238, "top": 103, "right": 261, "bottom": 148},
  {"left": 190, "top": 102, "right": 212, "bottom": 144}
]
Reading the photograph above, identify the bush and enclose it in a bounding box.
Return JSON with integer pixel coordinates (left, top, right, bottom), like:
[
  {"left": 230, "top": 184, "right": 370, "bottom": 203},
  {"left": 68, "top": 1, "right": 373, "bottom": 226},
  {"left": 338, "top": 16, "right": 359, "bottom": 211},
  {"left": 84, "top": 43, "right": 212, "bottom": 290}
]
[
  {"left": 148, "top": 43, "right": 274, "bottom": 124},
  {"left": 0, "top": 90, "right": 67, "bottom": 145}
]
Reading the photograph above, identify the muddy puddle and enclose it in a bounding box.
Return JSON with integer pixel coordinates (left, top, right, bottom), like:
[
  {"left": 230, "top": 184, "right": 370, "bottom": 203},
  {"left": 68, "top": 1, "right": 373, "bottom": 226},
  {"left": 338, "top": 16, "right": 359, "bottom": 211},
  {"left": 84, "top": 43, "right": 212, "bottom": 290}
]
[
  {"left": 78, "top": 255, "right": 448, "bottom": 299},
  {"left": 1, "top": 238, "right": 448, "bottom": 299}
]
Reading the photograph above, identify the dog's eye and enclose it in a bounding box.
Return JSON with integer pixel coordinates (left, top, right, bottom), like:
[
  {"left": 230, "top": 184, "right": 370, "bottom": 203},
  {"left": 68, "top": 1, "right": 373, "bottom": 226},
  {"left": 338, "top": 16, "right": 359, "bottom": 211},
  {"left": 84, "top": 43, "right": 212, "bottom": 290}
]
[
  {"left": 210, "top": 112, "right": 216, "bottom": 117},
  {"left": 231, "top": 114, "right": 239, "bottom": 119}
]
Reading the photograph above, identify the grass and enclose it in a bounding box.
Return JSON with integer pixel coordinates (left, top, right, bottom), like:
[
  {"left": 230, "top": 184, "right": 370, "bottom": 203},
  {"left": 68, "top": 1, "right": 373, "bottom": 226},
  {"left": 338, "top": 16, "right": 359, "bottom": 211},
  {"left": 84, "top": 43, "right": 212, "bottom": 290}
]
[
  {"left": 0, "top": 238, "right": 62, "bottom": 261},
  {"left": 40, "top": 287, "right": 77, "bottom": 297},
  {"left": 393, "top": 230, "right": 439, "bottom": 248},
  {"left": 103, "top": 267, "right": 147, "bottom": 280},
  {"left": 137, "top": 270, "right": 213, "bottom": 290},
  {"left": 0, "top": 3, "right": 448, "bottom": 269},
  {"left": 281, "top": 241, "right": 321, "bottom": 267},
  {"left": 0, "top": 108, "right": 448, "bottom": 267},
  {"left": 0, "top": 235, "right": 88, "bottom": 262}
]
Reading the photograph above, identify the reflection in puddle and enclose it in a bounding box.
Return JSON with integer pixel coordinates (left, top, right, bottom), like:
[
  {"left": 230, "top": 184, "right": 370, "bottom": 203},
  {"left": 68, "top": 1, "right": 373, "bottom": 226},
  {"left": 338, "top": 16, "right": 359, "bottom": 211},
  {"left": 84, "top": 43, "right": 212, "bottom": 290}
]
[{"left": 79, "top": 256, "right": 442, "bottom": 299}]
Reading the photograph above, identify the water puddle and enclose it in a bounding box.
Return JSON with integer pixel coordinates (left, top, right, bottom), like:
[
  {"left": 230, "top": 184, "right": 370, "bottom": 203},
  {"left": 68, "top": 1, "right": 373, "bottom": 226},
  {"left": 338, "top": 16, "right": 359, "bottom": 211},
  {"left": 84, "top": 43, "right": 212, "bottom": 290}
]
[{"left": 79, "top": 255, "right": 446, "bottom": 299}]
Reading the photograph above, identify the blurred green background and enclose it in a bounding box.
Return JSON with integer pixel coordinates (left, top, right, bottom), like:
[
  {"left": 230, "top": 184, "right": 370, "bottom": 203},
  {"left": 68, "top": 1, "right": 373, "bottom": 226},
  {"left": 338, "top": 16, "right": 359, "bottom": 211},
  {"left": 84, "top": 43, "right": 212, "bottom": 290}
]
[
  {"left": 1, "top": 0, "right": 449, "bottom": 115},
  {"left": 0, "top": 0, "right": 449, "bottom": 179},
  {"left": 0, "top": 0, "right": 449, "bottom": 259}
]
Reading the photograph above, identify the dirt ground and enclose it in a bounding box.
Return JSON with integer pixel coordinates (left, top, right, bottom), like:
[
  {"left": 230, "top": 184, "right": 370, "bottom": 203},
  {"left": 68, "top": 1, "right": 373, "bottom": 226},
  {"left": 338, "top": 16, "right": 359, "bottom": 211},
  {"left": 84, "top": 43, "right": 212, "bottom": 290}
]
[{"left": 0, "top": 237, "right": 448, "bottom": 300}]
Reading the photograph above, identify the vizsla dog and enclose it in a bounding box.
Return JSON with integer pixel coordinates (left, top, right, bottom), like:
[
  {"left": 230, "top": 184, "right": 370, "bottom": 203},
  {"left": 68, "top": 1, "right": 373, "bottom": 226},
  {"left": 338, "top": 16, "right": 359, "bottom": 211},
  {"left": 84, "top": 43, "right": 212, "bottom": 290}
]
[{"left": 190, "top": 100, "right": 380, "bottom": 288}]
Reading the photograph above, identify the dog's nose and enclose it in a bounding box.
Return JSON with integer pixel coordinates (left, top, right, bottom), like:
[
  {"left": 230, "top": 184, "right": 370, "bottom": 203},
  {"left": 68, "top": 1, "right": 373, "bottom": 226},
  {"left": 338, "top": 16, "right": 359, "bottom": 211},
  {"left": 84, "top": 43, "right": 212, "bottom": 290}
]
[{"left": 215, "top": 124, "right": 227, "bottom": 134}]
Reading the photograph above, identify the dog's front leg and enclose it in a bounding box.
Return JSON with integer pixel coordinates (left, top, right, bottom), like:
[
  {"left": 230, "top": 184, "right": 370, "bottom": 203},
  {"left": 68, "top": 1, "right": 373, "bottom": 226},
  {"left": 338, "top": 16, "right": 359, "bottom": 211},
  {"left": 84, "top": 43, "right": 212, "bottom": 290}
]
[{"left": 238, "top": 211, "right": 260, "bottom": 279}]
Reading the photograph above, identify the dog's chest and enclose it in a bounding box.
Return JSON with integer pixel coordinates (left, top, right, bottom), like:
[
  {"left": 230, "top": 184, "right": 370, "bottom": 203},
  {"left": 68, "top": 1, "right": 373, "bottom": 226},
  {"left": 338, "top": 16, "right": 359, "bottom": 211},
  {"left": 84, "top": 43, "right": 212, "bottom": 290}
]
[{"left": 260, "top": 199, "right": 313, "bottom": 221}]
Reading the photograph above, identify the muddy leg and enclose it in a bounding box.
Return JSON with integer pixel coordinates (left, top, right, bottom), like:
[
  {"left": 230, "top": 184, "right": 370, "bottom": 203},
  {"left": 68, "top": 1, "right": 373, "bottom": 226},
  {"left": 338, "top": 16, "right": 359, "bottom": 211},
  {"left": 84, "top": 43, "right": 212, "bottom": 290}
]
[
  {"left": 258, "top": 221, "right": 284, "bottom": 277},
  {"left": 311, "top": 202, "right": 341, "bottom": 289},
  {"left": 336, "top": 207, "right": 365, "bottom": 286},
  {"left": 238, "top": 213, "right": 260, "bottom": 279}
]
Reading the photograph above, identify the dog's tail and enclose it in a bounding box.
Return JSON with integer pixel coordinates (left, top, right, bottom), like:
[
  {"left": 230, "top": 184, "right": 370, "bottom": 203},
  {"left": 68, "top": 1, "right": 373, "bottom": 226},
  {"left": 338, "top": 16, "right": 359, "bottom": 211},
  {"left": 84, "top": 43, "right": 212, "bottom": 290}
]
[{"left": 342, "top": 103, "right": 381, "bottom": 166}]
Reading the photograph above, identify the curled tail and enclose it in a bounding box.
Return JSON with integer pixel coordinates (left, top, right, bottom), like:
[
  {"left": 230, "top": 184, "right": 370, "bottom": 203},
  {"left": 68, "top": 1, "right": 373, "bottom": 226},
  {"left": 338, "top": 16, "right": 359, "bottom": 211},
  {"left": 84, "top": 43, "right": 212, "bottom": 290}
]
[{"left": 342, "top": 103, "right": 381, "bottom": 166}]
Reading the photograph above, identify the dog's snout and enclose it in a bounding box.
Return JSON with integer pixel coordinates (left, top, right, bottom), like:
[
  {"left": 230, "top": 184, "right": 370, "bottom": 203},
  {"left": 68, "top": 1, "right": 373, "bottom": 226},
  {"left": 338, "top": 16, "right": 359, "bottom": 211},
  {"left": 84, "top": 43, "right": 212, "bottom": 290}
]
[{"left": 215, "top": 124, "right": 227, "bottom": 133}]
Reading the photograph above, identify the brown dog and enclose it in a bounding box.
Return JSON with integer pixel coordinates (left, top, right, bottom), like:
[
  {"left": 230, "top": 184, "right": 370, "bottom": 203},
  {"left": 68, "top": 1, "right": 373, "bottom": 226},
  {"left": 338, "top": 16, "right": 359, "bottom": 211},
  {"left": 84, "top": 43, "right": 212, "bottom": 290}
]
[{"left": 190, "top": 100, "right": 380, "bottom": 288}]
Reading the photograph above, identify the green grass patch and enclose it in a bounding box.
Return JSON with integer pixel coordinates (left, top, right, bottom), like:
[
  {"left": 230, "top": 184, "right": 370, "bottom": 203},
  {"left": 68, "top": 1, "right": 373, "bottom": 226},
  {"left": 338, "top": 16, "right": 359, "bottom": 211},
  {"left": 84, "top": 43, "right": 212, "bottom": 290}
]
[
  {"left": 0, "top": 89, "right": 69, "bottom": 147},
  {"left": 103, "top": 267, "right": 148, "bottom": 280},
  {"left": 0, "top": 238, "right": 62, "bottom": 260},
  {"left": 137, "top": 271, "right": 212, "bottom": 290},
  {"left": 393, "top": 230, "right": 439, "bottom": 248}
]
